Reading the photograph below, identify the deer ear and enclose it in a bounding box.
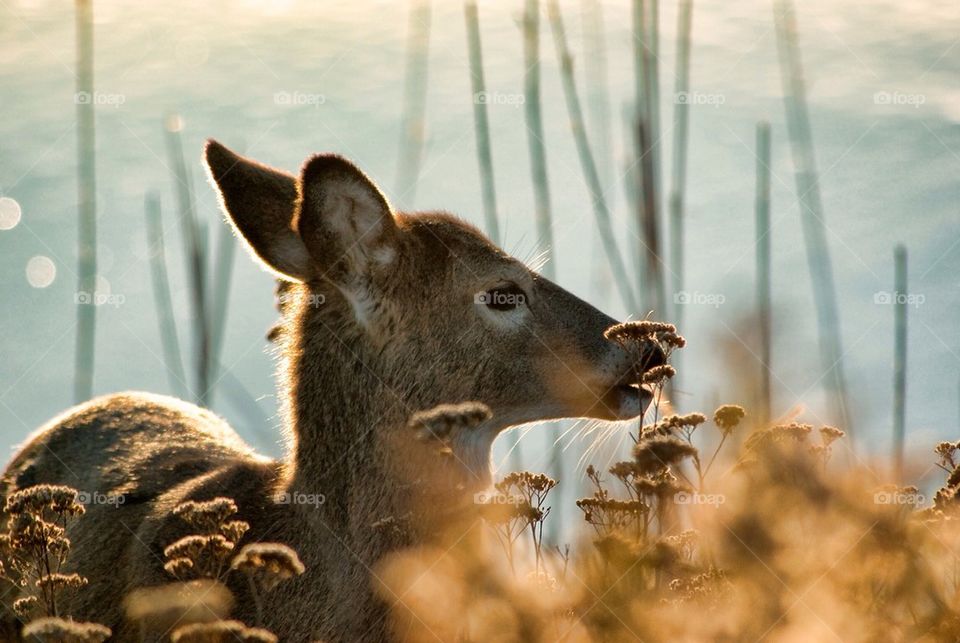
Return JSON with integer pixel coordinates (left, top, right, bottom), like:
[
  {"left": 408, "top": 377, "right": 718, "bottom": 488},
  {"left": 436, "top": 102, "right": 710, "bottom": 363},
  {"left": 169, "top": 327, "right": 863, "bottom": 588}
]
[
  {"left": 295, "top": 154, "right": 398, "bottom": 284},
  {"left": 204, "top": 139, "right": 313, "bottom": 282}
]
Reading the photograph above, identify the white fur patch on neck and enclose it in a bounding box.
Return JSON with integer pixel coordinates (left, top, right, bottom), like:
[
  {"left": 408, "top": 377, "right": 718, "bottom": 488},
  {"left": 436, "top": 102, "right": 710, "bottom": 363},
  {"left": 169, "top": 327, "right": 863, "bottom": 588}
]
[{"left": 337, "top": 282, "right": 377, "bottom": 328}]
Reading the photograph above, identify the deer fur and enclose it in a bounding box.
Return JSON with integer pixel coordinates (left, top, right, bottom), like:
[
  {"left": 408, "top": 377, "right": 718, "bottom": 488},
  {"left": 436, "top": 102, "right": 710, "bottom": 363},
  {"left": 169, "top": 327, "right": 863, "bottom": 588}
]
[{"left": 0, "top": 141, "right": 663, "bottom": 642}]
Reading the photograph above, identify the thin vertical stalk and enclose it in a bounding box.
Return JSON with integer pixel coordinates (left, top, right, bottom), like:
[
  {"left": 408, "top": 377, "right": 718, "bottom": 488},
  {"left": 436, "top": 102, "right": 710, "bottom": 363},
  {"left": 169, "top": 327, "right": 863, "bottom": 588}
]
[
  {"left": 547, "top": 0, "right": 639, "bottom": 313},
  {"left": 73, "top": 0, "right": 97, "bottom": 403},
  {"left": 581, "top": 0, "right": 615, "bottom": 302},
  {"left": 464, "top": 1, "right": 500, "bottom": 244},
  {"left": 164, "top": 115, "right": 210, "bottom": 406},
  {"left": 523, "top": 0, "right": 556, "bottom": 280},
  {"left": 893, "top": 245, "right": 907, "bottom": 480},
  {"left": 208, "top": 218, "right": 237, "bottom": 405},
  {"left": 395, "top": 0, "right": 432, "bottom": 207},
  {"left": 145, "top": 193, "right": 188, "bottom": 399},
  {"left": 633, "top": 0, "right": 665, "bottom": 317},
  {"left": 755, "top": 122, "right": 772, "bottom": 426},
  {"left": 668, "top": 0, "right": 693, "bottom": 325},
  {"left": 773, "top": 0, "right": 852, "bottom": 440}
]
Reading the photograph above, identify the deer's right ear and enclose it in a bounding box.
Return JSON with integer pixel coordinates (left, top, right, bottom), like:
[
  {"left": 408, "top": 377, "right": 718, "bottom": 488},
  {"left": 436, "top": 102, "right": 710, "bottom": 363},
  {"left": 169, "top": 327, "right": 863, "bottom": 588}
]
[{"left": 204, "top": 139, "right": 314, "bottom": 282}]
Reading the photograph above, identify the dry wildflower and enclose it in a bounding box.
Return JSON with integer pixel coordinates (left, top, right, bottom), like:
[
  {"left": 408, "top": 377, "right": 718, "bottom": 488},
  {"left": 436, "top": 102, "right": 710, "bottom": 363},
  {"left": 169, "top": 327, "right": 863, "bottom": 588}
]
[
  {"left": 173, "top": 498, "right": 240, "bottom": 534},
  {"left": 170, "top": 620, "right": 278, "bottom": 643},
  {"left": 604, "top": 321, "right": 676, "bottom": 343},
  {"left": 163, "top": 534, "right": 235, "bottom": 581},
  {"left": 21, "top": 617, "right": 110, "bottom": 643},
  {"left": 935, "top": 441, "right": 960, "bottom": 470},
  {"left": 633, "top": 436, "right": 698, "bottom": 472},
  {"left": 642, "top": 365, "right": 676, "bottom": 385},
  {"left": 13, "top": 596, "right": 39, "bottom": 619},
  {"left": 231, "top": 543, "right": 304, "bottom": 591},
  {"left": 220, "top": 520, "right": 250, "bottom": 546},
  {"left": 36, "top": 573, "right": 87, "bottom": 593},
  {"left": 124, "top": 580, "right": 233, "bottom": 631},
  {"left": 713, "top": 405, "right": 745, "bottom": 434},
  {"left": 819, "top": 425, "right": 845, "bottom": 445},
  {"left": 5, "top": 485, "right": 85, "bottom": 519}
]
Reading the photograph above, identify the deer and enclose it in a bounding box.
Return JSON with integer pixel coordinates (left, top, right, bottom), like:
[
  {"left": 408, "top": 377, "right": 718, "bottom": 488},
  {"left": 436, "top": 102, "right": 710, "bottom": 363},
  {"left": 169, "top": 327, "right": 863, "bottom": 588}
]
[{"left": 0, "top": 140, "right": 665, "bottom": 642}]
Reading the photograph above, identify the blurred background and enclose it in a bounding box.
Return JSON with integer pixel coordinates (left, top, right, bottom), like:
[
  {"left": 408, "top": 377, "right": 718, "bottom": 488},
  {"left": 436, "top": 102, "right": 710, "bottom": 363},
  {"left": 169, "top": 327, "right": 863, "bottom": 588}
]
[{"left": 1, "top": 0, "right": 958, "bottom": 521}]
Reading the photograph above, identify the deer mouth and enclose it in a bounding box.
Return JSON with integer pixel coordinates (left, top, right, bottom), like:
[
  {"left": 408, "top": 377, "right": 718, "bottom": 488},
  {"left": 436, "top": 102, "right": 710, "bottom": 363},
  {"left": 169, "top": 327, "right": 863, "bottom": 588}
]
[{"left": 609, "top": 383, "right": 655, "bottom": 420}]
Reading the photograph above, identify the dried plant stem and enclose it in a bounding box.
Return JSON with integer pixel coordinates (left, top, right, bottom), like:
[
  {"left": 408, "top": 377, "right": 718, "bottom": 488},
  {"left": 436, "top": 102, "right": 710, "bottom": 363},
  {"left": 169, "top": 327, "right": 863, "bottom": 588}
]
[
  {"left": 773, "top": 0, "right": 852, "bottom": 440},
  {"left": 395, "top": 0, "right": 432, "bottom": 207},
  {"left": 522, "top": 0, "right": 556, "bottom": 280},
  {"left": 464, "top": 0, "right": 500, "bottom": 244},
  {"left": 546, "top": 0, "right": 639, "bottom": 313},
  {"left": 164, "top": 117, "right": 211, "bottom": 406},
  {"left": 893, "top": 244, "right": 907, "bottom": 479},
  {"left": 755, "top": 122, "right": 772, "bottom": 426},
  {"left": 208, "top": 219, "right": 237, "bottom": 405},
  {"left": 668, "top": 0, "right": 693, "bottom": 327},
  {"left": 73, "top": 0, "right": 97, "bottom": 403},
  {"left": 632, "top": 0, "right": 666, "bottom": 317},
  {"left": 145, "top": 192, "right": 188, "bottom": 399}
]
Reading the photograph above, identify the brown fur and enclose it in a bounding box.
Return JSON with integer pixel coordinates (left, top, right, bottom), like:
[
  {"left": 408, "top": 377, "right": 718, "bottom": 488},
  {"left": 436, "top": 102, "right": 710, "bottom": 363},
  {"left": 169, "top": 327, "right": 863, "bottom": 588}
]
[{"left": 0, "top": 141, "right": 663, "bottom": 642}]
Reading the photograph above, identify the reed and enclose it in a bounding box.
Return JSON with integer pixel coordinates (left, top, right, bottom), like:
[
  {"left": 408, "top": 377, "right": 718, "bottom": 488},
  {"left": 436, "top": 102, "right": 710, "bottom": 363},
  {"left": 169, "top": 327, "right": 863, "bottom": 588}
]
[
  {"left": 144, "top": 192, "right": 188, "bottom": 399},
  {"left": 73, "top": 0, "right": 97, "bottom": 404},
  {"left": 755, "top": 122, "right": 772, "bottom": 426},
  {"left": 546, "top": 0, "right": 638, "bottom": 313},
  {"left": 893, "top": 244, "right": 907, "bottom": 479},
  {"left": 463, "top": 1, "right": 500, "bottom": 245},
  {"left": 163, "top": 115, "right": 210, "bottom": 406},
  {"left": 522, "top": 0, "right": 556, "bottom": 280},
  {"left": 395, "top": 0, "right": 432, "bottom": 207},
  {"left": 208, "top": 217, "right": 237, "bottom": 405},
  {"left": 773, "top": 0, "right": 852, "bottom": 440},
  {"left": 668, "top": 0, "right": 693, "bottom": 327}
]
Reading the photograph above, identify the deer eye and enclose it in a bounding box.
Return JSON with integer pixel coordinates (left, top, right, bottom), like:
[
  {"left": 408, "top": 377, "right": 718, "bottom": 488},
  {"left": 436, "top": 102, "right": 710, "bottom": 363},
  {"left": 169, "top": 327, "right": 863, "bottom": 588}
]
[{"left": 480, "top": 284, "right": 527, "bottom": 312}]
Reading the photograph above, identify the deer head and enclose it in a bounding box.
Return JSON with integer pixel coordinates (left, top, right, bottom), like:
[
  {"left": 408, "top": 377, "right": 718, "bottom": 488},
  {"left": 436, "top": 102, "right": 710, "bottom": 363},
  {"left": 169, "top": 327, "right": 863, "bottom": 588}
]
[{"left": 204, "top": 141, "right": 663, "bottom": 494}]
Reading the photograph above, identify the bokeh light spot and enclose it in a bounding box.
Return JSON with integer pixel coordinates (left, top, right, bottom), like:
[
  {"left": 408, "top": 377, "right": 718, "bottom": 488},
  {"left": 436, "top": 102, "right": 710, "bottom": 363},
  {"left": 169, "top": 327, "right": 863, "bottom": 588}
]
[{"left": 26, "top": 255, "right": 56, "bottom": 288}]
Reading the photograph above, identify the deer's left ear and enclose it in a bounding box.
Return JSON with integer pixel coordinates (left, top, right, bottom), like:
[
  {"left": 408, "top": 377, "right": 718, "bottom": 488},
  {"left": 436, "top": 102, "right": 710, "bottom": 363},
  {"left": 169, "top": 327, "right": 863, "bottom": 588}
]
[{"left": 295, "top": 154, "right": 399, "bottom": 285}]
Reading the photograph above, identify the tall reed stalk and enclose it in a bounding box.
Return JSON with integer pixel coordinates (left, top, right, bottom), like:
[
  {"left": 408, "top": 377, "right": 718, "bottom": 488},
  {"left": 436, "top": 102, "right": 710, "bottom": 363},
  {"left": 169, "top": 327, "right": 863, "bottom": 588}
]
[
  {"left": 522, "top": 0, "right": 556, "bottom": 280},
  {"left": 668, "top": 0, "right": 693, "bottom": 327},
  {"left": 546, "top": 0, "right": 638, "bottom": 313},
  {"left": 395, "top": 0, "right": 432, "bottom": 207},
  {"left": 208, "top": 219, "right": 237, "bottom": 405},
  {"left": 773, "top": 0, "right": 852, "bottom": 440},
  {"left": 755, "top": 122, "right": 772, "bottom": 426},
  {"left": 463, "top": 0, "right": 500, "bottom": 244},
  {"left": 893, "top": 244, "right": 907, "bottom": 479},
  {"left": 163, "top": 115, "right": 210, "bottom": 406},
  {"left": 73, "top": 0, "right": 97, "bottom": 403},
  {"left": 580, "top": 0, "right": 615, "bottom": 305},
  {"left": 145, "top": 192, "right": 188, "bottom": 399},
  {"left": 632, "top": 0, "right": 666, "bottom": 317}
]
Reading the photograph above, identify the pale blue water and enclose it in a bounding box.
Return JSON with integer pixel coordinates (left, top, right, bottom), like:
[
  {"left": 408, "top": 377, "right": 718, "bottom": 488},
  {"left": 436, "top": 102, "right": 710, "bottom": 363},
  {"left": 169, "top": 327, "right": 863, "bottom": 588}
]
[{"left": 1, "top": 0, "right": 958, "bottom": 502}]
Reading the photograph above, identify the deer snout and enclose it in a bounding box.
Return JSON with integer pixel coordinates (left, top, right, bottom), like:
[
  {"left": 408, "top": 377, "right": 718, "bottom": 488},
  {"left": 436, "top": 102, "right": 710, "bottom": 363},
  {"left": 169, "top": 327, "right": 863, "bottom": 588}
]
[{"left": 599, "top": 336, "right": 667, "bottom": 421}]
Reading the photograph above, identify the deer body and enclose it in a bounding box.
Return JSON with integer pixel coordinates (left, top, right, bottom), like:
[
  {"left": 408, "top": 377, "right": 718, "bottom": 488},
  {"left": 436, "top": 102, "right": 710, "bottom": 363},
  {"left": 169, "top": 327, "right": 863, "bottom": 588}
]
[{"left": 1, "top": 141, "right": 662, "bottom": 641}]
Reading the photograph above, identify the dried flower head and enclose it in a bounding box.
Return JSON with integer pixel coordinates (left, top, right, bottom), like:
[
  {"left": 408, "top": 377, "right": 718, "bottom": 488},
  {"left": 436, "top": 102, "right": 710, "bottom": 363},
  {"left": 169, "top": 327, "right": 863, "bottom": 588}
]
[
  {"left": 172, "top": 498, "right": 239, "bottom": 534},
  {"left": 21, "top": 617, "right": 111, "bottom": 643},
  {"left": 5, "top": 485, "right": 85, "bottom": 518},
  {"left": 642, "top": 365, "right": 676, "bottom": 385},
  {"left": 633, "top": 436, "right": 698, "bottom": 472},
  {"left": 713, "top": 405, "right": 746, "bottom": 434},
  {"left": 124, "top": 581, "right": 234, "bottom": 629},
  {"left": 819, "top": 426, "right": 845, "bottom": 446},
  {"left": 170, "top": 620, "right": 278, "bottom": 643},
  {"left": 231, "top": 543, "right": 305, "bottom": 592}
]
